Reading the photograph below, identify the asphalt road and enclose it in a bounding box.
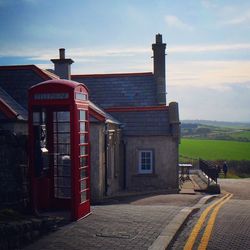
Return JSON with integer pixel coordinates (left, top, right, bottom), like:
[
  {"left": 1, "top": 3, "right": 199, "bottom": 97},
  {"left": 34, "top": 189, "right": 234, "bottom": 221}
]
[{"left": 171, "top": 178, "right": 250, "bottom": 250}]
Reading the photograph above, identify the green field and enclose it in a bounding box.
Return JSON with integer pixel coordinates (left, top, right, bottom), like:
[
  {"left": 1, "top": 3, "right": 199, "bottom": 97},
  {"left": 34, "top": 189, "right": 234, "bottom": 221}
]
[
  {"left": 180, "top": 138, "right": 250, "bottom": 161},
  {"left": 229, "top": 130, "right": 250, "bottom": 141}
]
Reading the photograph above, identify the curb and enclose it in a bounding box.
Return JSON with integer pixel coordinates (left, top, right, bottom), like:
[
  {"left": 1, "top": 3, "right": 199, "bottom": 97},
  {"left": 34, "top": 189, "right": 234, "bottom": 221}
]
[{"left": 148, "top": 194, "right": 218, "bottom": 250}]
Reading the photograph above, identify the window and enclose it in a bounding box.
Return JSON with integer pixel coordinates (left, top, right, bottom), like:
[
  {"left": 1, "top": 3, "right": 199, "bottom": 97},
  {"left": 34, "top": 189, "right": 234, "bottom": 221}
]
[
  {"left": 53, "top": 111, "right": 71, "bottom": 199},
  {"left": 138, "top": 150, "right": 153, "bottom": 174}
]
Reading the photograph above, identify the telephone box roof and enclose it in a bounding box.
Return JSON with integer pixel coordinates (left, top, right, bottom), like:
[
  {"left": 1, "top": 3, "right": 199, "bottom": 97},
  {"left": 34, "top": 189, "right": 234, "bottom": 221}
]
[{"left": 30, "top": 79, "right": 88, "bottom": 91}]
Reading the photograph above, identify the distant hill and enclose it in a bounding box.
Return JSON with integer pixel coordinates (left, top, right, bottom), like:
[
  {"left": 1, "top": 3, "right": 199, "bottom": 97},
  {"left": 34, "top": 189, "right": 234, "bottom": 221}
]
[
  {"left": 181, "top": 120, "right": 250, "bottom": 142},
  {"left": 181, "top": 120, "right": 250, "bottom": 129}
]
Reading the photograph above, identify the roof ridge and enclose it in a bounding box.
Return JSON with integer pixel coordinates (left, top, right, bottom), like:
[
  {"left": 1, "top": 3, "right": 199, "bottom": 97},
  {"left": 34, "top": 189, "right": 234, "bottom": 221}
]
[
  {"left": 40, "top": 69, "right": 60, "bottom": 79},
  {"left": 72, "top": 72, "right": 153, "bottom": 78},
  {"left": 0, "top": 64, "right": 55, "bottom": 80}
]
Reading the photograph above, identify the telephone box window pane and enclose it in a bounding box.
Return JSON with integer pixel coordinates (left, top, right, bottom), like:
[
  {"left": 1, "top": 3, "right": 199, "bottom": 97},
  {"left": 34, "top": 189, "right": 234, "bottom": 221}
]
[
  {"left": 55, "top": 123, "right": 70, "bottom": 133},
  {"left": 80, "top": 134, "right": 86, "bottom": 144},
  {"left": 33, "top": 112, "right": 40, "bottom": 125},
  {"left": 80, "top": 168, "right": 88, "bottom": 178},
  {"left": 79, "top": 110, "right": 86, "bottom": 121},
  {"left": 53, "top": 111, "right": 70, "bottom": 122},
  {"left": 80, "top": 146, "right": 87, "bottom": 156},
  {"left": 56, "top": 133, "right": 70, "bottom": 143},
  {"left": 81, "top": 191, "right": 87, "bottom": 203},
  {"left": 56, "top": 165, "right": 71, "bottom": 177},
  {"left": 55, "top": 176, "right": 71, "bottom": 187},
  {"left": 80, "top": 122, "right": 86, "bottom": 132},
  {"left": 80, "top": 179, "right": 86, "bottom": 191},
  {"left": 56, "top": 144, "right": 71, "bottom": 154},
  {"left": 55, "top": 188, "right": 71, "bottom": 199},
  {"left": 80, "top": 157, "right": 88, "bottom": 166}
]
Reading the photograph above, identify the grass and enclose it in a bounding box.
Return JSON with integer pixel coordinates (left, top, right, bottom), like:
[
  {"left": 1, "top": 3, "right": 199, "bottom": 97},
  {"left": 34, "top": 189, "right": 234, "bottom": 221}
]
[{"left": 180, "top": 138, "right": 250, "bottom": 161}]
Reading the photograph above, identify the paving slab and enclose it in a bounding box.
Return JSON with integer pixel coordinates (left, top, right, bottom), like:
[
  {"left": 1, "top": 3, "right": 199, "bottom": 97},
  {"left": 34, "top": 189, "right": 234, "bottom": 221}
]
[{"left": 23, "top": 175, "right": 211, "bottom": 250}]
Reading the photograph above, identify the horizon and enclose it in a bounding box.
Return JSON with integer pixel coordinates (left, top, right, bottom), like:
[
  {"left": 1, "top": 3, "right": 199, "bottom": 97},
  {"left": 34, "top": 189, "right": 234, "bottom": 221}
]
[
  {"left": 181, "top": 119, "right": 250, "bottom": 124},
  {"left": 0, "top": 0, "right": 249, "bottom": 122}
]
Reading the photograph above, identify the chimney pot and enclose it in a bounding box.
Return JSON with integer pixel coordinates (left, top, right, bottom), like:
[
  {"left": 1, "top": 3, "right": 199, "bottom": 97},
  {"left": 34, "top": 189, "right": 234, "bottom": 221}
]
[
  {"left": 59, "top": 48, "right": 65, "bottom": 59},
  {"left": 156, "top": 34, "right": 162, "bottom": 44}
]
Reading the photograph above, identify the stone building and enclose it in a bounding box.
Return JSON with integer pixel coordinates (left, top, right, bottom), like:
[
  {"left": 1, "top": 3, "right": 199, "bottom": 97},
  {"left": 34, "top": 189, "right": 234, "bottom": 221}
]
[{"left": 0, "top": 34, "right": 180, "bottom": 204}]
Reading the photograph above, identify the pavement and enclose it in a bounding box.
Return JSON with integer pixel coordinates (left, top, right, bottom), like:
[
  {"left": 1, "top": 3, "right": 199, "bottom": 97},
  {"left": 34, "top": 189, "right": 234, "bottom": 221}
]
[{"left": 23, "top": 173, "right": 215, "bottom": 250}]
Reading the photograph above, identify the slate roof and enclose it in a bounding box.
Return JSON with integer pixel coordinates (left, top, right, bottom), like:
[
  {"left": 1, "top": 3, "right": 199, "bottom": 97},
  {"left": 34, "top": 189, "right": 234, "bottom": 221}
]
[
  {"left": 109, "top": 109, "right": 170, "bottom": 136},
  {"left": 0, "top": 65, "right": 55, "bottom": 109},
  {"left": 0, "top": 86, "right": 28, "bottom": 120},
  {"left": 89, "top": 101, "right": 121, "bottom": 124},
  {"left": 72, "top": 72, "right": 157, "bottom": 108},
  {"left": 0, "top": 65, "right": 171, "bottom": 136}
]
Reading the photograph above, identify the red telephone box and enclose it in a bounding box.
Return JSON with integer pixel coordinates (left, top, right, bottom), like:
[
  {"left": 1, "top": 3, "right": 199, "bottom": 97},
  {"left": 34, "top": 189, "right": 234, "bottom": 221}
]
[{"left": 28, "top": 79, "right": 90, "bottom": 220}]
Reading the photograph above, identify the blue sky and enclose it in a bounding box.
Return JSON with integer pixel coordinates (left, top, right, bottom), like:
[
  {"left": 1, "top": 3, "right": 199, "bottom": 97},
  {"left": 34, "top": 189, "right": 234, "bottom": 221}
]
[{"left": 0, "top": 0, "right": 250, "bottom": 122}]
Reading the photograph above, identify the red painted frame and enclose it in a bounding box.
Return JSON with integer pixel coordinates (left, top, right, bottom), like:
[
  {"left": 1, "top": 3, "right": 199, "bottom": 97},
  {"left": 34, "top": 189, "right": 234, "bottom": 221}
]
[{"left": 28, "top": 79, "right": 90, "bottom": 220}]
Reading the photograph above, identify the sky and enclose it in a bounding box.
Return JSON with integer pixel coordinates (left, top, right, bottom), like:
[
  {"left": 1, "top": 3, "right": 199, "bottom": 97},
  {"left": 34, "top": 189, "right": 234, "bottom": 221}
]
[{"left": 0, "top": 0, "right": 250, "bottom": 122}]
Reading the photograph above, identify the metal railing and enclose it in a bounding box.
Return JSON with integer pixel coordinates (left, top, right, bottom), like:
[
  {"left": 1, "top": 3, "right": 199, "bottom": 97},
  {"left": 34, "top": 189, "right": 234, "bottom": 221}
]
[{"left": 199, "top": 159, "right": 218, "bottom": 185}]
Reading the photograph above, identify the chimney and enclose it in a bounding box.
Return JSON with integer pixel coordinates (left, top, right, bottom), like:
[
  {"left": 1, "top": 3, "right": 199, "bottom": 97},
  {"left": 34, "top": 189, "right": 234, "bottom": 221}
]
[
  {"left": 51, "top": 48, "right": 74, "bottom": 80},
  {"left": 152, "top": 34, "right": 166, "bottom": 105}
]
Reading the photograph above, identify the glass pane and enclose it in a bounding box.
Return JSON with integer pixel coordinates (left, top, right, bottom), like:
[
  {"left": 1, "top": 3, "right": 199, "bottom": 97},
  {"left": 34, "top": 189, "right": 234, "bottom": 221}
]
[
  {"left": 80, "top": 134, "right": 86, "bottom": 144},
  {"left": 79, "top": 110, "right": 86, "bottom": 121},
  {"left": 81, "top": 191, "right": 87, "bottom": 203},
  {"left": 80, "top": 168, "right": 88, "bottom": 178},
  {"left": 57, "top": 133, "right": 70, "bottom": 143},
  {"left": 55, "top": 123, "right": 70, "bottom": 132},
  {"left": 56, "top": 166, "right": 71, "bottom": 177},
  {"left": 80, "top": 122, "right": 86, "bottom": 132},
  {"left": 80, "top": 145, "right": 87, "bottom": 156},
  {"left": 80, "top": 157, "right": 88, "bottom": 166},
  {"left": 80, "top": 179, "right": 86, "bottom": 191},
  {"left": 57, "top": 144, "right": 71, "bottom": 154},
  {"left": 55, "top": 187, "right": 71, "bottom": 199},
  {"left": 54, "top": 176, "right": 71, "bottom": 187},
  {"left": 33, "top": 112, "right": 40, "bottom": 125},
  {"left": 54, "top": 111, "right": 70, "bottom": 122}
]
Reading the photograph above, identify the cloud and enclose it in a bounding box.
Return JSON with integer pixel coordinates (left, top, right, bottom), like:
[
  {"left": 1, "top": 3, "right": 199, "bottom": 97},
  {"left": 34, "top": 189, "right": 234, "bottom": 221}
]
[
  {"left": 201, "top": 0, "right": 217, "bottom": 9},
  {"left": 220, "top": 9, "right": 250, "bottom": 25},
  {"left": 168, "top": 83, "right": 250, "bottom": 122},
  {"left": 0, "top": 46, "right": 150, "bottom": 60},
  {"left": 165, "top": 15, "right": 194, "bottom": 31},
  {"left": 169, "top": 43, "right": 250, "bottom": 53},
  {"left": 222, "top": 11, "right": 250, "bottom": 25},
  {"left": 1, "top": 45, "right": 250, "bottom": 89},
  {"left": 1, "top": 42, "right": 250, "bottom": 61},
  {"left": 168, "top": 60, "right": 250, "bottom": 89}
]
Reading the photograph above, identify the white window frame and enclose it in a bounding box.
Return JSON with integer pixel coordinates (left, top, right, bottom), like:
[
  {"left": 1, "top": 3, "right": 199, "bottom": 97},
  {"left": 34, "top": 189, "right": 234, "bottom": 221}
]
[{"left": 138, "top": 150, "right": 153, "bottom": 174}]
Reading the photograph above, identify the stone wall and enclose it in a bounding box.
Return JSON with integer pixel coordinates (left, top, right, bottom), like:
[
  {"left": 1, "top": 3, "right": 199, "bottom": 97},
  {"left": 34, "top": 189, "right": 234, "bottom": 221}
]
[
  {"left": 89, "top": 123, "right": 105, "bottom": 202},
  {"left": 125, "top": 136, "right": 179, "bottom": 192},
  {"left": 0, "top": 130, "right": 29, "bottom": 210},
  {"left": 89, "top": 122, "right": 123, "bottom": 203}
]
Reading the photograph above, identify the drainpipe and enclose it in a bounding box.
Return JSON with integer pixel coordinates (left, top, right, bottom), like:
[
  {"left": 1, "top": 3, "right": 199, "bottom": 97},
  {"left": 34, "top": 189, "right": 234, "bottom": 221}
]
[
  {"left": 104, "top": 123, "right": 108, "bottom": 196},
  {"left": 123, "top": 140, "right": 127, "bottom": 189}
]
